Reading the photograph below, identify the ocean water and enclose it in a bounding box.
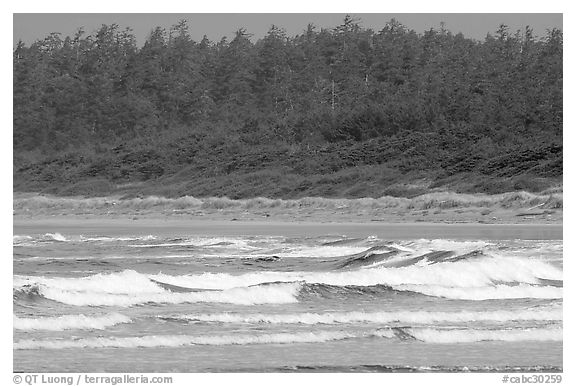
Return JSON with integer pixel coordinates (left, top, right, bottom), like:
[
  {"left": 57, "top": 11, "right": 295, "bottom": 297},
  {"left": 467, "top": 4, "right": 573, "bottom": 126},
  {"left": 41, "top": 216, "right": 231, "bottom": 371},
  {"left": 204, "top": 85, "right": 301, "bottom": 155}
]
[{"left": 13, "top": 221, "right": 563, "bottom": 372}]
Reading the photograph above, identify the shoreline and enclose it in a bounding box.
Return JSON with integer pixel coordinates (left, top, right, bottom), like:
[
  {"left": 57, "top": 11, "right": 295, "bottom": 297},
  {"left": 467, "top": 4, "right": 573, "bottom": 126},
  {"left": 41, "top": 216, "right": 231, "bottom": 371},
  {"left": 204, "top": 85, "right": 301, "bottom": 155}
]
[{"left": 13, "top": 217, "right": 563, "bottom": 240}]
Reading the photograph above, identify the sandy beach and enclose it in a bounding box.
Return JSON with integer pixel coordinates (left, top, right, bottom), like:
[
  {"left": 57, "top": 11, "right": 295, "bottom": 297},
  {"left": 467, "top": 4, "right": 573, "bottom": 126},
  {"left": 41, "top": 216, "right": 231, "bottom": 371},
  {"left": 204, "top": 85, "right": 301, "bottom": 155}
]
[{"left": 13, "top": 217, "right": 562, "bottom": 241}]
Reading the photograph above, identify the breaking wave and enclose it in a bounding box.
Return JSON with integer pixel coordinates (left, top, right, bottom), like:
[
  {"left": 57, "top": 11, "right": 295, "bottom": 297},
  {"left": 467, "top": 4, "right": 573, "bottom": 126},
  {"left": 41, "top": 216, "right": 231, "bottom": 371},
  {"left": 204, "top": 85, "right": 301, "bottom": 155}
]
[
  {"left": 43, "top": 233, "right": 67, "bottom": 242},
  {"left": 13, "top": 252, "right": 563, "bottom": 307},
  {"left": 13, "top": 272, "right": 301, "bottom": 307},
  {"left": 80, "top": 235, "right": 156, "bottom": 242},
  {"left": 408, "top": 327, "right": 562, "bottom": 344},
  {"left": 14, "top": 234, "right": 157, "bottom": 245},
  {"left": 15, "top": 331, "right": 358, "bottom": 350},
  {"left": 170, "top": 307, "right": 562, "bottom": 325},
  {"left": 394, "top": 284, "right": 562, "bottom": 300},
  {"left": 157, "top": 255, "right": 561, "bottom": 288},
  {"left": 13, "top": 235, "right": 33, "bottom": 245},
  {"left": 14, "top": 326, "right": 561, "bottom": 350}
]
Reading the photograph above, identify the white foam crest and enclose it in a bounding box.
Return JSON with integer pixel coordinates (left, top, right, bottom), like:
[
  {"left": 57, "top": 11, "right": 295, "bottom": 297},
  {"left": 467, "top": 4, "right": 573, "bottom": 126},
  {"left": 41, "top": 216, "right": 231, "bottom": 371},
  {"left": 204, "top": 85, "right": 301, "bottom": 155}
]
[
  {"left": 275, "top": 245, "right": 374, "bottom": 258},
  {"left": 410, "top": 327, "right": 562, "bottom": 343},
  {"left": 387, "top": 243, "right": 415, "bottom": 252},
  {"left": 175, "top": 308, "right": 563, "bottom": 325},
  {"left": 14, "top": 330, "right": 355, "bottom": 350},
  {"left": 128, "top": 241, "right": 196, "bottom": 248},
  {"left": 15, "top": 270, "right": 163, "bottom": 294},
  {"left": 80, "top": 235, "right": 156, "bottom": 242},
  {"left": 129, "top": 237, "right": 256, "bottom": 249},
  {"left": 14, "top": 254, "right": 562, "bottom": 306},
  {"left": 412, "top": 239, "right": 493, "bottom": 253},
  {"left": 395, "top": 284, "right": 562, "bottom": 300},
  {"left": 13, "top": 313, "right": 131, "bottom": 331},
  {"left": 15, "top": 326, "right": 561, "bottom": 350},
  {"left": 151, "top": 256, "right": 562, "bottom": 289},
  {"left": 13, "top": 235, "right": 33, "bottom": 245},
  {"left": 37, "top": 282, "right": 301, "bottom": 307},
  {"left": 193, "top": 237, "right": 253, "bottom": 247},
  {"left": 43, "top": 233, "right": 67, "bottom": 242},
  {"left": 13, "top": 276, "right": 33, "bottom": 288}
]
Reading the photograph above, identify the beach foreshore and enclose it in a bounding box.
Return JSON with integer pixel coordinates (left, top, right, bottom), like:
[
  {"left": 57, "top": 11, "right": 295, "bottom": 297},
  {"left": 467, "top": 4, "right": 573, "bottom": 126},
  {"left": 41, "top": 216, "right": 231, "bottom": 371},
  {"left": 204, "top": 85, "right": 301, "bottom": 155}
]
[{"left": 13, "top": 217, "right": 562, "bottom": 240}]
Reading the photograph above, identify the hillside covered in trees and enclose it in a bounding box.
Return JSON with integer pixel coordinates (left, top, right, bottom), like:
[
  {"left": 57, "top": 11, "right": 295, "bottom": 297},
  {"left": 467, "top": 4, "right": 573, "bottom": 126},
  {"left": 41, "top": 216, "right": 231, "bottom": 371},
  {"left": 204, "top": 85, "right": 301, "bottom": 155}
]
[{"left": 13, "top": 17, "right": 563, "bottom": 198}]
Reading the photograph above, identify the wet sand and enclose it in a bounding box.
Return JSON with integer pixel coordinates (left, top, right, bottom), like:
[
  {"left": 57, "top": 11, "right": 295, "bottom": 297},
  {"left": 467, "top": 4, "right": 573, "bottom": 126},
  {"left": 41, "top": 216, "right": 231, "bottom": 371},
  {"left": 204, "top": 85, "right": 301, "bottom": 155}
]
[{"left": 13, "top": 216, "right": 562, "bottom": 240}]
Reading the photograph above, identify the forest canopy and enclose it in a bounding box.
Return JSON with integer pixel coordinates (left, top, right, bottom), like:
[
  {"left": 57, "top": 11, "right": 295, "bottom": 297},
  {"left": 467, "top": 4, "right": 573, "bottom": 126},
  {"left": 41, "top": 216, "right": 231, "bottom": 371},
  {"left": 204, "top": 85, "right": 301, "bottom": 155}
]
[{"left": 13, "top": 17, "right": 563, "bottom": 198}]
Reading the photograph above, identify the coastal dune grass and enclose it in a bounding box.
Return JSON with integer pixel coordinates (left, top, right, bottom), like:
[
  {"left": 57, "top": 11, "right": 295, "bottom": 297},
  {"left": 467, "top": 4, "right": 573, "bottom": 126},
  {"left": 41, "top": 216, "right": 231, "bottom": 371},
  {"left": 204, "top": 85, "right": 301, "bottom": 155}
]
[{"left": 13, "top": 190, "right": 563, "bottom": 216}]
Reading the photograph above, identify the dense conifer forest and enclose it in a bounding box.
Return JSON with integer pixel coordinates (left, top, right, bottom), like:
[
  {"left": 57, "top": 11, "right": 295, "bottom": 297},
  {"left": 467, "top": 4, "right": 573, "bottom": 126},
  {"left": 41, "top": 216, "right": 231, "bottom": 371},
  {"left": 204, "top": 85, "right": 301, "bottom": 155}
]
[{"left": 13, "top": 17, "right": 562, "bottom": 198}]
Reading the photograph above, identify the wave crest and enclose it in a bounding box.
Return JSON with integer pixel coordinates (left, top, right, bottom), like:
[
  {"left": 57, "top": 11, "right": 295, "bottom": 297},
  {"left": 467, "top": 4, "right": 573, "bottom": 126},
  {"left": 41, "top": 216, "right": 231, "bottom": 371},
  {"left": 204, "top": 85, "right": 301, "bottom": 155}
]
[
  {"left": 14, "top": 326, "right": 561, "bottom": 350},
  {"left": 13, "top": 313, "right": 131, "bottom": 331},
  {"left": 170, "top": 307, "right": 562, "bottom": 325}
]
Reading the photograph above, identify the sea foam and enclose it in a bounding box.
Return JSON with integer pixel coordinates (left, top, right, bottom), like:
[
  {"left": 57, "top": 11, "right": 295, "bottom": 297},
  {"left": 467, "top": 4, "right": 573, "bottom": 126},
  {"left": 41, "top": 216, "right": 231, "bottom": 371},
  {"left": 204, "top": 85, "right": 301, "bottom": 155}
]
[
  {"left": 173, "top": 307, "right": 562, "bottom": 325},
  {"left": 14, "top": 326, "right": 561, "bottom": 350},
  {"left": 13, "top": 313, "right": 131, "bottom": 331},
  {"left": 150, "top": 256, "right": 562, "bottom": 290},
  {"left": 15, "top": 330, "right": 356, "bottom": 350},
  {"left": 409, "top": 327, "right": 563, "bottom": 344}
]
